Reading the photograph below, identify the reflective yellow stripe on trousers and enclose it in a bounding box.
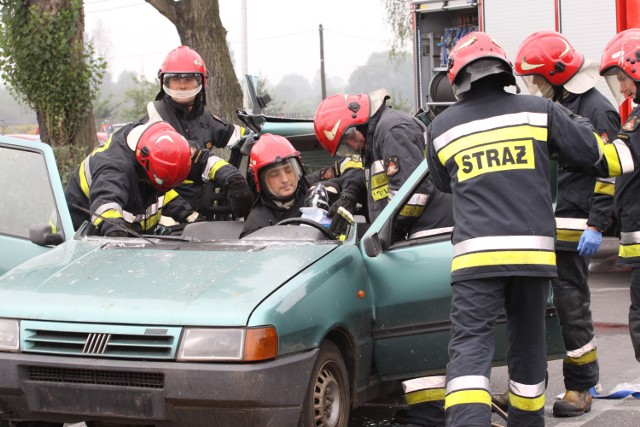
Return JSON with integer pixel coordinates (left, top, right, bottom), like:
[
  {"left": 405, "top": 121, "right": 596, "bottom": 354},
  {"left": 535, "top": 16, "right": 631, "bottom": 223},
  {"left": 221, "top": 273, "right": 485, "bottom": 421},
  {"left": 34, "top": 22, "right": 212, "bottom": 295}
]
[
  {"left": 508, "top": 379, "right": 546, "bottom": 412},
  {"left": 445, "top": 375, "right": 491, "bottom": 409}
]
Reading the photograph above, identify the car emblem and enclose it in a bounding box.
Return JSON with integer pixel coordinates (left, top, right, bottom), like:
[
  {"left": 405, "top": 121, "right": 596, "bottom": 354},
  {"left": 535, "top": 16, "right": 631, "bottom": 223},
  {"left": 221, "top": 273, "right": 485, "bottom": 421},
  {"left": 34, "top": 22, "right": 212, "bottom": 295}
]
[
  {"left": 324, "top": 120, "right": 341, "bottom": 141},
  {"left": 82, "top": 333, "right": 111, "bottom": 354}
]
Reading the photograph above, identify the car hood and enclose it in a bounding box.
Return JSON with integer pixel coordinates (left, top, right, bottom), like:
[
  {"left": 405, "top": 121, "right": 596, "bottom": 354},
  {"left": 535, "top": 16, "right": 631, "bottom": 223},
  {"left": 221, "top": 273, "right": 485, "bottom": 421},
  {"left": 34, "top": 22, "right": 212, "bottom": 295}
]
[{"left": 0, "top": 239, "right": 337, "bottom": 326}]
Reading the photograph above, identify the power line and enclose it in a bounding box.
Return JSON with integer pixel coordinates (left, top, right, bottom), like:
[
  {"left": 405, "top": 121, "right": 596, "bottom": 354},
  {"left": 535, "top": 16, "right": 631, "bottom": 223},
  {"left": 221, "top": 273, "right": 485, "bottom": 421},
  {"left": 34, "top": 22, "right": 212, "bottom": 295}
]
[{"left": 84, "top": 2, "right": 147, "bottom": 14}]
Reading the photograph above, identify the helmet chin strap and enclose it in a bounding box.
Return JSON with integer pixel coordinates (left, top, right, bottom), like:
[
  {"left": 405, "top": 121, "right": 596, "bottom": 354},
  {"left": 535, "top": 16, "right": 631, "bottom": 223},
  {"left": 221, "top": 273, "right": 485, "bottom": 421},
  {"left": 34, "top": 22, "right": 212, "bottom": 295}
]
[{"left": 163, "top": 85, "right": 202, "bottom": 100}]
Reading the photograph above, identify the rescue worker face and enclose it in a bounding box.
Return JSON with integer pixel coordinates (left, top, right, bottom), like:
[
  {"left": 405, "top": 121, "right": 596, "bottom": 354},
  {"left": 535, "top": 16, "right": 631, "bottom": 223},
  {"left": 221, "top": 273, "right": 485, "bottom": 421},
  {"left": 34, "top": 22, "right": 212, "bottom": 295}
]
[
  {"left": 603, "top": 68, "right": 636, "bottom": 105},
  {"left": 263, "top": 161, "right": 299, "bottom": 199},
  {"left": 163, "top": 73, "right": 203, "bottom": 105},
  {"left": 337, "top": 127, "right": 366, "bottom": 157},
  {"left": 617, "top": 70, "right": 637, "bottom": 100}
]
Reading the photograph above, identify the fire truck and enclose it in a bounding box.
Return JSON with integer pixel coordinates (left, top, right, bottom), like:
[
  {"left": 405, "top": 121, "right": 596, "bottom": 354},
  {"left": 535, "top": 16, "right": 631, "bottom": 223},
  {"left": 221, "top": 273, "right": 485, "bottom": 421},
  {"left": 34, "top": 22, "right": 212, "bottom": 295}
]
[{"left": 411, "top": 0, "right": 640, "bottom": 120}]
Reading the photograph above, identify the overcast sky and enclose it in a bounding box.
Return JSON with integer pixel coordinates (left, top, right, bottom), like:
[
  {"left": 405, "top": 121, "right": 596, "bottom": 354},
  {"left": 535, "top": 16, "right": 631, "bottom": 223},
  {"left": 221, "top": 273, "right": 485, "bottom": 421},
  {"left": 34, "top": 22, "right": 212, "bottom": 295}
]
[{"left": 84, "top": 0, "right": 396, "bottom": 85}]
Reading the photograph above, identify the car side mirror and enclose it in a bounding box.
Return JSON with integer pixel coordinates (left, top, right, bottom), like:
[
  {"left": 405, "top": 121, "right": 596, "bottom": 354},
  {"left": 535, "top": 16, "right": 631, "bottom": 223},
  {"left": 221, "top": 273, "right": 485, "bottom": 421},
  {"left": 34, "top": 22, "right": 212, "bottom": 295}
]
[
  {"left": 362, "top": 232, "right": 382, "bottom": 257},
  {"left": 29, "top": 224, "right": 64, "bottom": 247}
]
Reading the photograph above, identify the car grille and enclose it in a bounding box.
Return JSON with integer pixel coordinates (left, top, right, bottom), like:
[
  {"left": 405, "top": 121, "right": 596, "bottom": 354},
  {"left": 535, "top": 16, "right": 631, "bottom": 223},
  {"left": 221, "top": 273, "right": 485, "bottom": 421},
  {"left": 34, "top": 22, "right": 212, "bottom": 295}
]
[
  {"left": 28, "top": 366, "right": 165, "bottom": 388},
  {"left": 21, "top": 321, "right": 181, "bottom": 360}
]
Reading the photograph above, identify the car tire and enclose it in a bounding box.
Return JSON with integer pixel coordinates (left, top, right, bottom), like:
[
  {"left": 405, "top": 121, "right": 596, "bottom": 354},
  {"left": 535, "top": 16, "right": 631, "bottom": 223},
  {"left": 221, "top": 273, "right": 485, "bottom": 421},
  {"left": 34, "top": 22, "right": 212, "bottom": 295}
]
[{"left": 299, "top": 340, "right": 350, "bottom": 427}]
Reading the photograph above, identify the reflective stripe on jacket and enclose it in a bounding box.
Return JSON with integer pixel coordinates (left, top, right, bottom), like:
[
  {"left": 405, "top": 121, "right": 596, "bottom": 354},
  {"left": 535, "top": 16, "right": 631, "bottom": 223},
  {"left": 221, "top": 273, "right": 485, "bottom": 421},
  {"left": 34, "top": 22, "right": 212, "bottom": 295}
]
[{"left": 427, "top": 86, "right": 603, "bottom": 281}]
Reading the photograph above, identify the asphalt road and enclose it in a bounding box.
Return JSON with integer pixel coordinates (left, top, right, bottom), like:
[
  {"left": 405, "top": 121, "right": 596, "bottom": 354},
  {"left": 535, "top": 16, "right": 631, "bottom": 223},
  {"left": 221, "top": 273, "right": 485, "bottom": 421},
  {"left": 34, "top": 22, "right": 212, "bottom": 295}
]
[{"left": 349, "top": 267, "right": 640, "bottom": 426}]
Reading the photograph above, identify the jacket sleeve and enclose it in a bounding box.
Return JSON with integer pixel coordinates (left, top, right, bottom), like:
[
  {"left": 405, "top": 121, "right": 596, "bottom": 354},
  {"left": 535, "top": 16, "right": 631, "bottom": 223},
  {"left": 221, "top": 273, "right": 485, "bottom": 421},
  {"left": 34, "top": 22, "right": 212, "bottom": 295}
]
[
  {"left": 88, "top": 163, "right": 131, "bottom": 228},
  {"left": 586, "top": 106, "right": 620, "bottom": 231},
  {"left": 381, "top": 122, "right": 429, "bottom": 235},
  {"left": 426, "top": 125, "right": 452, "bottom": 194},
  {"left": 162, "top": 190, "right": 196, "bottom": 223},
  {"left": 549, "top": 101, "right": 606, "bottom": 169},
  {"left": 338, "top": 166, "right": 366, "bottom": 202},
  {"left": 192, "top": 149, "right": 246, "bottom": 187},
  {"left": 206, "top": 112, "right": 247, "bottom": 148}
]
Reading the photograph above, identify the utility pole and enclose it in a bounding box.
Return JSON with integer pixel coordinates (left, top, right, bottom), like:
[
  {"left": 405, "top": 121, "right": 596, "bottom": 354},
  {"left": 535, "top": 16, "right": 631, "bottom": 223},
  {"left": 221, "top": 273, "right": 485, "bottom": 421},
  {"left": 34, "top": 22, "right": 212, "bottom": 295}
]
[
  {"left": 319, "top": 24, "right": 326, "bottom": 100},
  {"left": 241, "top": 0, "right": 249, "bottom": 109}
]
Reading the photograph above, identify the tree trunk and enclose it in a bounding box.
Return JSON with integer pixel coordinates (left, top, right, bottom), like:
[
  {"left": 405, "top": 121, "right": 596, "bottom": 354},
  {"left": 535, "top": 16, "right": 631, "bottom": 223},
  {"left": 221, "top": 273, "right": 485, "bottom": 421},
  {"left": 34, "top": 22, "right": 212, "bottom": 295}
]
[{"left": 146, "top": 0, "right": 244, "bottom": 123}]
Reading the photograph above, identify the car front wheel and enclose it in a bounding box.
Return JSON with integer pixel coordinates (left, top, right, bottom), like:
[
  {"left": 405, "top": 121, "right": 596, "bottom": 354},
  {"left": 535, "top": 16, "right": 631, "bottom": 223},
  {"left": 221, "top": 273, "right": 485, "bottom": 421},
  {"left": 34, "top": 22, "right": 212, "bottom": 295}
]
[{"left": 299, "top": 341, "right": 350, "bottom": 427}]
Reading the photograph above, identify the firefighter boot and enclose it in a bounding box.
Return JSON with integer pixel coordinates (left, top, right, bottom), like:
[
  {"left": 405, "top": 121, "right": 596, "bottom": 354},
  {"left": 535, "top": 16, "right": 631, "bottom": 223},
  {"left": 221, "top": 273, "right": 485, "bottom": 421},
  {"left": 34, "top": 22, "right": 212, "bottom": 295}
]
[
  {"left": 491, "top": 390, "right": 509, "bottom": 412},
  {"left": 552, "top": 389, "right": 592, "bottom": 417}
]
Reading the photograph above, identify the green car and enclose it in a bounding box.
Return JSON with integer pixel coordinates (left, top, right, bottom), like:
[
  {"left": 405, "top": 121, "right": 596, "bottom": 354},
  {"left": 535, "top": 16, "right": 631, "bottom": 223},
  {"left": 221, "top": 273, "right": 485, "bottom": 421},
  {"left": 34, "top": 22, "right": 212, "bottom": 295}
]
[{"left": 0, "top": 112, "right": 565, "bottom": 427}]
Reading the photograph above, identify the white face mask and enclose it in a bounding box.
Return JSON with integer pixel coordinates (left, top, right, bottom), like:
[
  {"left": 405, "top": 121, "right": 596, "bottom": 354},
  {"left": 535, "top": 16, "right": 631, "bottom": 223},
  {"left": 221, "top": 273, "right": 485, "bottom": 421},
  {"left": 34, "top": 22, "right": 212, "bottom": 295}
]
[{"left": 163, "top": 85, "right": 202, "bottom": 100}]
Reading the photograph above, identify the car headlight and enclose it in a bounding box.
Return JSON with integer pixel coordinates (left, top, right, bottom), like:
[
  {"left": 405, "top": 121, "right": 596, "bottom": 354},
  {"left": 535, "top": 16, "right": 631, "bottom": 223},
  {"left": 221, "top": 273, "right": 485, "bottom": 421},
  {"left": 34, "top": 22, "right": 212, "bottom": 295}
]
[
  {"left": 0, "top": 318, "right": 19, "bottom": 352},
  {"left": 177, "top": 326, "right": 277, "bottom": 362}
]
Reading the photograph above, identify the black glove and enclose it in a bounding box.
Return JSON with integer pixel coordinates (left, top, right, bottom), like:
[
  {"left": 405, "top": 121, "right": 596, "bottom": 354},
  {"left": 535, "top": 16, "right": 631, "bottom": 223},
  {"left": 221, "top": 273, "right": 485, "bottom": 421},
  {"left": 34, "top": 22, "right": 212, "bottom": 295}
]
[
  {"left": 101, "top": 218, "right": 130, "bottom": 237},
  {"left": 225, "top": 174, "right": 254, "bottom": 218},
  {"left": 327, "top": 194, "right": 357, "bottom": 235}
]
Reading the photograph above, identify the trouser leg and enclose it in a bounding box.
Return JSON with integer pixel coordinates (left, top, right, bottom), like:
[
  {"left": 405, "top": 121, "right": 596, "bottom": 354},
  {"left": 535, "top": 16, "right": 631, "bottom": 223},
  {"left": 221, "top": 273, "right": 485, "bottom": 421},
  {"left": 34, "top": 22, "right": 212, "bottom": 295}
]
[
  {"left": 445, "top": 278, "right": 504, "bottom": 427},
  {"left": 553, "top": 251, "right": 598, "bottom": 390},
  {"left": 629, "top": 267, "right": 640, "bottom": 362},
  {"left": 399, "top": 376, "right": 446, "bottom": 426},
  {"left": 504, "top": 277, "right": 548, "bottom": 427}
]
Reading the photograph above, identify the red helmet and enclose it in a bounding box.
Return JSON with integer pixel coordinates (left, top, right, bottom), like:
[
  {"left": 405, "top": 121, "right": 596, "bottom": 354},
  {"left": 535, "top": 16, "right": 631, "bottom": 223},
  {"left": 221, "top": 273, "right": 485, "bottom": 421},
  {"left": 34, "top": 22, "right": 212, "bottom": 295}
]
[
  {"left": 447, "top": 32, "right": 515, "bottom": 96},
  {"left": 313, "top": 93, "right": 370, "bottom": 156},
  {"left": 600, "top": 29, "right": 640, "bottom": 104},
  {"left": 248, "top": 133, "right": 304, "bottom": 197},
  {"left": 134, "top": 122, "right": 192, "bottom": 193},
  {"left": 600, "top": 29, "right": 640, "bottom": 81},
  {"left": 156, "top": 46, "right": 208, "bottom": 101},
  {"left": 514, "top": 31, "right": 583, "bottom": 86}
]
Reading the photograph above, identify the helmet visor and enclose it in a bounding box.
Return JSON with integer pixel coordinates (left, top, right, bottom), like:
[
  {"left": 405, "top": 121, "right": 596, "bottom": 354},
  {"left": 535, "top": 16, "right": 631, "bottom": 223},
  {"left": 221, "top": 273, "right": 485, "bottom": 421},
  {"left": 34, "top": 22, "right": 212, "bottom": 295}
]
[
  {"left": 162, "top": 73, "right": 203, "bottom": 86},
  {"left": 602, "top": 68, "right": 629, "bottom": 105},
  {"left": 260, "top": 158, "right": 303, "bottom": 200},
  {"left": 336, "top": 127, "right": 366, "bottom": 157}
]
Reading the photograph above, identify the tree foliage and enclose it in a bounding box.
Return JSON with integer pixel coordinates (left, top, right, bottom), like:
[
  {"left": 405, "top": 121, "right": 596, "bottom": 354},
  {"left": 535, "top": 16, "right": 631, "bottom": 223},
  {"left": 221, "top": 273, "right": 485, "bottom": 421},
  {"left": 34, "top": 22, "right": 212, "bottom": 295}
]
[
  {"left": 384, "top": 0, "right": 413, "bottom": 56},
  {"left": 121, "top": 73, "right": 157, "bottom": 122},
  {"left": 0, "top": 0, "right": 105, "bottom": 147}
]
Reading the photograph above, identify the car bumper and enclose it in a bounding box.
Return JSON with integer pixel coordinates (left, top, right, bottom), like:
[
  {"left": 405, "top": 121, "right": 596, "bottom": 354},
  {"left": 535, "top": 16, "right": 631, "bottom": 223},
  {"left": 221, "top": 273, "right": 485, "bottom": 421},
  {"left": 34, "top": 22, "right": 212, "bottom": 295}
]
[{"left": 0, "top": 349, "right": 318, "bottom": 426}]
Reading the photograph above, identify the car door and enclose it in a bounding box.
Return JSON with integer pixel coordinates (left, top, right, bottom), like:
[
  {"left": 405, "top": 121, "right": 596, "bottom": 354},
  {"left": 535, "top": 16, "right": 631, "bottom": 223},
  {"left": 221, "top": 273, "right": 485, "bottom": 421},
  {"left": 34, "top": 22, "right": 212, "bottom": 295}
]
[
  {"left": 0, "top": 137, "right": 74, "bottom": 275},
  {"left": 360, "top": 160, "right": 565, "bottom": 381},
  {"left": 360, "top": 161, "right": 455, "bottom": 379}
]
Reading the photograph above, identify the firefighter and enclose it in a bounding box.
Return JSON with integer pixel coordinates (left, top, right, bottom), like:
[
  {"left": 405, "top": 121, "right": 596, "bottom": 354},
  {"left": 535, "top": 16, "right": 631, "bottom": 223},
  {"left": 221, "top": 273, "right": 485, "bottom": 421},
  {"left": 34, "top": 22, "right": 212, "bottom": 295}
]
[
  {"left": 65, "top": 121, "right": 196, "bottom": 236},
  {"left": 488, "top": 30, "right": 623, "bottom": 418},
  {"left": 423, "top": 31, "right": 626, "bottom": 427},
  {"left": 240, "top": 134, "right": 367, "bottom": 236},
  {"left": 314, "top": 90, "right": 454, "bottom": 427},
  {"left": 313, "top": 89, "right": 454, "bottom": 242},
  {"left": 241, "top": 133, "right": 329, "bottom": 237},
  {"left": 599, "top": 28, "right": 640, "bottom": 365},
  {"left": 141, "top": 46, "right": 253, "bottom": 218}
]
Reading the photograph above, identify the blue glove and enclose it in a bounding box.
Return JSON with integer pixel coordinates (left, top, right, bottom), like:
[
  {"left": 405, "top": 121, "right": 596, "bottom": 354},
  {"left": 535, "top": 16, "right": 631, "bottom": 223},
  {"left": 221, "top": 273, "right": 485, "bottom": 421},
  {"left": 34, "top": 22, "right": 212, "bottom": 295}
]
[{"left": 577, "top": 228, "right": 602, "bottom": 257}]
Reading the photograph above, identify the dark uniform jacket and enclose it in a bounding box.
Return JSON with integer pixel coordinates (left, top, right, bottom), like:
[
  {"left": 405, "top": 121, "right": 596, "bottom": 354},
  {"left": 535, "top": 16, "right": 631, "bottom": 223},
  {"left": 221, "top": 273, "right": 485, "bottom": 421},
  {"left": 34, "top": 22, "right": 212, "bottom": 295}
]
[
  {"left": 146, "top": 97, "right": 245, "bottom": 210},
  {"left": 365, "top": 104, "right": 453, "bottom": 241},
  {"left": 64, "top": 123, "right": 194, "bottom": 235},
  {"left": 426, "top": 84, "right": 608, "bottom": 282},
  {"left": 240, "top": 180, "right": 310, "bottom": 238},
  {"left": 555, "top": 88, "right": 620, "bottom": 251},
  {"left": 615, "top": 106, "right": 640, "bottom": 267}
]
